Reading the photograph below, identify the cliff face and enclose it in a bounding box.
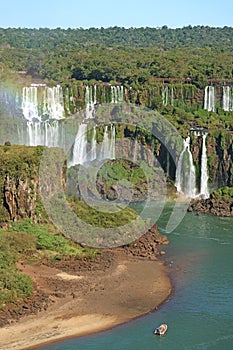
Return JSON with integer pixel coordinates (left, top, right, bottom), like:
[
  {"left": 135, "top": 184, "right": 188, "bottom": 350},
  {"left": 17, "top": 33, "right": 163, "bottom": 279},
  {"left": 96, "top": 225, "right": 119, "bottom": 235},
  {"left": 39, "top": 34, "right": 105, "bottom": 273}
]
[
  {"left": 190, "top": 131, "right": 233, "bottom": 190},
  {"left": 4, "top": 175, "right": 38, "bottom": 221},
  {"left": 115, "top": 128, "right": 233, "bottom": 192},
  {"left": 0, "top": 145, "right": 66, "bottom": 224},
  {"left": 211, "top": 132, "right": 233, "bottom": 188},
  {"left": 0, "top": 130, "right": 232, "bottom": 225}
]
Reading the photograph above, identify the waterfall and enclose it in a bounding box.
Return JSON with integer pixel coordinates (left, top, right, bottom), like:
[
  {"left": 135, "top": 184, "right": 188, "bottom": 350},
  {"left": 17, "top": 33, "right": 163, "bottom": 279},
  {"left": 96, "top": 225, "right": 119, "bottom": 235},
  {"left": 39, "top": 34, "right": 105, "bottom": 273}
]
[
  {"left": 175, "top": 137, "right": 196, "bottom": 198},
  {"left": 84, "top": 85, "right": 124, "bottom": 118},
  {"left": 171, "top": 86, "right": 174, "bottom": 106},
  {"left": 85, "top": 85, "right": 97, "bottom": 119},
  {"left": 22, "top": 86, "right": 41, "bottom": 121},
  {"left": 42, "top": 85, "right": 65, "bottom": 120},
  {"left": 89, "top": 126, "right": 97, "bottom": 162},
  {"left": 20, "top": 85, "right": 117, "bottom": 163},
  {"left": 70, "top": 124, "right": 115, "bottom": 167},
  {"left": 109, "top": 124, "right": 116, "bottom": 159},
  {"left": 26, "top": 120, "right": 64, "bottom": 147},
  {"left": 22, "top": 85, "right": 65, "bottom": 121},
  {"left": 200, "top": 133, "right": 209, "bottom": 199},
  {"left": 69, "top": 124, "right": 88, "bottom": 166},
  {"left": 162, "top": 86, "right": 169, "bottom": 106},
  {"left": 162, "top": 86, "right": 174, "bottom": 106},
  {"left": 222, "top": 86, "right": 233, "bottom": 111},
  {"left": 204, "top": 86, "right": 215, "bottom": 112},
  {"left": 99, "top": 125, "right": 116, "bottom": 160},
  {"left": 21, "top": 85, "right": 65, "bottom": 147},
  {"left": 111, "top": 86, "right": 124, "bottom": 103},
  {"left": 64, "top": 87, "right": 73, "bottom": 115}
]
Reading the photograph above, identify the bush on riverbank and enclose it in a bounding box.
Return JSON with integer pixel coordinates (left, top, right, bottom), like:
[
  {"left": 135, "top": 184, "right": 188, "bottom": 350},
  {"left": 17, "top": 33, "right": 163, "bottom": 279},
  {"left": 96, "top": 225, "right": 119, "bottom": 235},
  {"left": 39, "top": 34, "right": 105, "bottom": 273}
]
[{"left": 0, "top": 220, "right": 100, "bottom": 307}]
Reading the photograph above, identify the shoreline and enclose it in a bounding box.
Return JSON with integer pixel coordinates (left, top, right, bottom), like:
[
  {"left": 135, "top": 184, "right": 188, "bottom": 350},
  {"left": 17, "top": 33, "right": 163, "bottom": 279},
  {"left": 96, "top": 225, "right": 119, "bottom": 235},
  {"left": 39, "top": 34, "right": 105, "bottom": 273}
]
[
  {"left": 28, "top": 286, "right": 173, "bottom": 350},
  {"left": 0, "top": 230, "right": 172, "bottom": 350},
  {"left": 33, "top": 292, "right": 172, "bottom": 350}
]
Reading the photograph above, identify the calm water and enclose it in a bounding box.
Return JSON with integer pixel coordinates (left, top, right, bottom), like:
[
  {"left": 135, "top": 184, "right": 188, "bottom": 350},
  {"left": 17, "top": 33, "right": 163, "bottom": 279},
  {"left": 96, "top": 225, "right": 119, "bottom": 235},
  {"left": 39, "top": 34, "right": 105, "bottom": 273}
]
[{"left": 39, "top": 207, "right": 233, "bottom": 350}]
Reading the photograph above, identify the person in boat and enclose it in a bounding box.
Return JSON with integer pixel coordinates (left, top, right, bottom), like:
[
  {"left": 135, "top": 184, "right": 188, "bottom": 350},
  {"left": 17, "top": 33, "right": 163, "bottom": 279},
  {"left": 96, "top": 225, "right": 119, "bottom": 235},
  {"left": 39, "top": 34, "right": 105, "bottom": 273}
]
[{"left": 155, "top": 327, "right": 161, "bottom": 335}]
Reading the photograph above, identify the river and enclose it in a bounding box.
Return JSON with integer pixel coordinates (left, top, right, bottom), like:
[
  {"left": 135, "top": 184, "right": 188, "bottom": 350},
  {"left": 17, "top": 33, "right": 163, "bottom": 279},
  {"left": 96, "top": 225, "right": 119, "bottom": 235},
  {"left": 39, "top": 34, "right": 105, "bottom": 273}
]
[{"left": 39, "top": 207, "right": 233, "bottom": 350}]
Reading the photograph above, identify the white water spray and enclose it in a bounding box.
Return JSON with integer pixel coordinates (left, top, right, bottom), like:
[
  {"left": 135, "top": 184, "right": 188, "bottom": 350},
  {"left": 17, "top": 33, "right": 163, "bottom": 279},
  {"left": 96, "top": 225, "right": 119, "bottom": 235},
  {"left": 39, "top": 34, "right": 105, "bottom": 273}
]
[
  {"left": 204, "top": 86, "right": 215, "bottom": 112},
  {"left": 175, "top": 137, "right": 196, "bottom": 198},
  {"left": 199, "top": 133, "right": 209, "bottom": 198},
  {"left": 222, "top": 86, "right": 233, "bottom": 111},
  {"left": 21, "top": 85, "right": 65, "bottom": 146}
]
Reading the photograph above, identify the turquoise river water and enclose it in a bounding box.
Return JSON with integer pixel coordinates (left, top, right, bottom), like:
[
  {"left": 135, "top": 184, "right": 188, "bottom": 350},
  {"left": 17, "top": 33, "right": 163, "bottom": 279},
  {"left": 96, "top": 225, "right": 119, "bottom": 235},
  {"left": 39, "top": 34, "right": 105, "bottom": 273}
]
[{"left": 39, "top": 207, "right": 233, "bottom": 350}]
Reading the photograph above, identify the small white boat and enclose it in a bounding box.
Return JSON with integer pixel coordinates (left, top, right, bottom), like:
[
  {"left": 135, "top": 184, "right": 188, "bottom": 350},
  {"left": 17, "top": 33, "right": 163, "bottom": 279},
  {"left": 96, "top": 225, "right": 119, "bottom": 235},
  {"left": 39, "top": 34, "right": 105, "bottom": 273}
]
[{"left": 153, "top": 323, "right": 168, "bottom": 336}]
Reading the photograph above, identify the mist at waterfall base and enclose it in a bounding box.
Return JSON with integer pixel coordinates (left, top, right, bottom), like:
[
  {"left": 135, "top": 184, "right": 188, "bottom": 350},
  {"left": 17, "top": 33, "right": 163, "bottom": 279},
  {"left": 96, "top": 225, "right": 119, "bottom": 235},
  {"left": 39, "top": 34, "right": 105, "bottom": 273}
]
[{"left": 38, "top": 208, "right": 233, "bottom": 350}]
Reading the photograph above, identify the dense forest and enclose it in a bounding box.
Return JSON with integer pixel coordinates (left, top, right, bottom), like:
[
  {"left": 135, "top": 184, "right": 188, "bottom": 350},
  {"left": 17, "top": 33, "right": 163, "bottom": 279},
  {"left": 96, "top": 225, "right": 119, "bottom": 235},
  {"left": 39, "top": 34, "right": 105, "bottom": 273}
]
[{"left": 0, "top": 26, "right": 233, "bottom": 86}]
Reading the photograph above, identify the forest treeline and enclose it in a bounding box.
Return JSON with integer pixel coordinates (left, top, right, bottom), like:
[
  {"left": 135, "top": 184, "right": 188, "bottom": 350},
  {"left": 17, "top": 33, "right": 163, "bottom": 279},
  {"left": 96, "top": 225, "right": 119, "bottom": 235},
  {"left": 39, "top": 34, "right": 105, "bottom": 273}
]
[
  {"left": 1, "top": 26, "right": 233, "bottom": 50},
  {"left": 0, "top": 26, "right": 233, "bottom": 87}
]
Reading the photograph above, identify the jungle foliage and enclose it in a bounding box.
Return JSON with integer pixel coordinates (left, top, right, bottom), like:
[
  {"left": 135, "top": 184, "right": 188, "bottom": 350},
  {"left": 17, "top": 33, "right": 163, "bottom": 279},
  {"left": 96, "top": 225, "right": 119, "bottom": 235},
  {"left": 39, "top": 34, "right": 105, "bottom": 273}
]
[{"left": 0, "top": 26, "right": 233, "bottom": 86}]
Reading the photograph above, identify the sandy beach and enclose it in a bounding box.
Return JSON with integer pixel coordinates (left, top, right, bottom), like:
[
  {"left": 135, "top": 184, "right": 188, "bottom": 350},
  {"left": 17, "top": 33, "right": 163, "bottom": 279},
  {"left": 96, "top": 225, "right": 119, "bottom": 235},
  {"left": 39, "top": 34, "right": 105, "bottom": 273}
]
[{"left": 0, "top": 234, "right": 172, "bottom": 350}]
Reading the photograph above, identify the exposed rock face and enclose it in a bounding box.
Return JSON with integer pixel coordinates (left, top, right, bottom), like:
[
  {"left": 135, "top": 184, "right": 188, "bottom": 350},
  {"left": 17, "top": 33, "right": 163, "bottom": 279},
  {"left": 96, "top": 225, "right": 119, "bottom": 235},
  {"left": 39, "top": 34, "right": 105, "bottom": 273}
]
[
  {"left": 0, "top": 145, "right": 66, "bottom": 224},
  {"left": 4, "top": 175, "right": 38, "bottom": 221},
  {"left": 122, "top": 224, "right": 169, "bottom": 259},
  {"left": 207, "top": 133, "right": 233, "bottom": 188},
  {"left": 189, "top": 197, "right": 233, "bottom": 217}
]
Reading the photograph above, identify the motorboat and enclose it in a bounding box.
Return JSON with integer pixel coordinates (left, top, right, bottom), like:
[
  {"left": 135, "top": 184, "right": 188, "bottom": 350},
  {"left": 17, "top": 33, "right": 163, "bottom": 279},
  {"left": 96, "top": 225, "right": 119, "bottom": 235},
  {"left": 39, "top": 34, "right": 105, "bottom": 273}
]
[{"left": 153, "top": 323, "right": 168, "bottom": 336}]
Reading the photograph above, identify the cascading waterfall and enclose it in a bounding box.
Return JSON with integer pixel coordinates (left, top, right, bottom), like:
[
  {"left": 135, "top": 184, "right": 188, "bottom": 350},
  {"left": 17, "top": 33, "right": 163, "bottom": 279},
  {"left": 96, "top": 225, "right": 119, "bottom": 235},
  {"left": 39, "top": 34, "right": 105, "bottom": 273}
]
[
  {"left": 22, "top": 85, "right": 65, "bottom": 121},
  {"left": 175, "top": 136, "right": 197, "bottom": 198},
  {"left": 42, "top": 85, "right": 65, "bottom": 120},
  {"left": 85, "top": 85, "right": 97, "bottom": 119},
  {"left": 100, "top": 126, "right": 110, "bottom": 159},
  {"left": 21, "top": 85, "right": 65, "bottom": 147},
  {"left": 69, "top": 124, "right": 88, "bottom": 166},
  {"left": 26, "top": 120, "right": 64, "bottom": 147},
  {"left": 99, "top": 125, "right": 116, "bottom": 160},
  {"left": 84, "top": 85, "right": 124, "bottom": 118},
  {"left": 27, "top": 119, "right": 60, "bottom": 146},
  {"left": 162, "top": 86, "right": 169, "bottom": 106},
  {"left": 204, "top": 86, "right": 215, "bottom": 112},
  {"left": 199, "top": 133, "right": 209, "bottom": 199},
  {"left": 109, "top": 124, "right": 116, "bottom": 159},
  {"left": 111, "top": 86, "right": 124, "bottom": 103},
  {"left": 22, "top": 86, "right": 41, "bottom": 121},
  {"left": 20, "top": 84, "right": 122, "bottom": 155},
  {"left": 222, "top": 86, "right": 233, "bottom": 111},
  {"left": 171, "top": 86, "right": 174, "bottom": 106},
  {"left": 70, "top": 124, "right": 115, "bottom": 167},
  {"left": 162, "top": 86, "right": 174, "bottom": 106},
  {"left": 64, "top": 87, "right": 73, "bottom": 115},
  {"left": 89, "top": 126, "right": 97, "bottom": 162}
]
